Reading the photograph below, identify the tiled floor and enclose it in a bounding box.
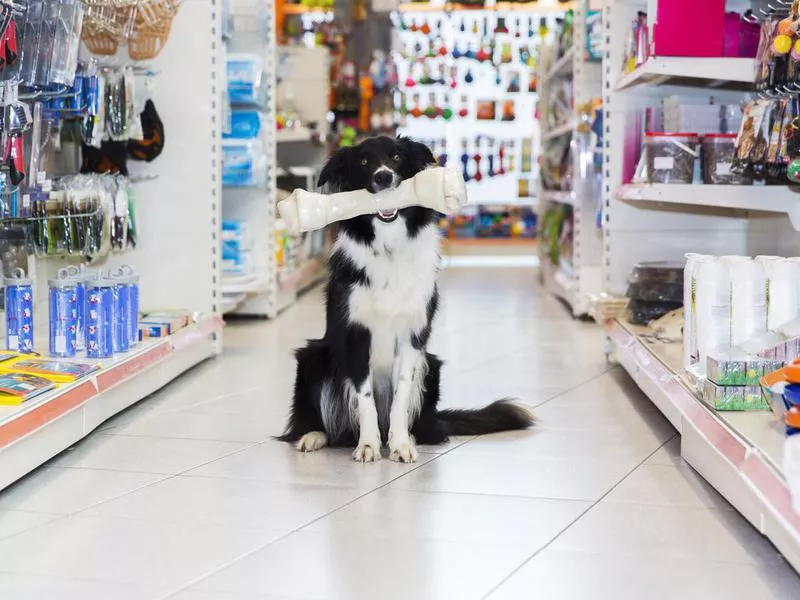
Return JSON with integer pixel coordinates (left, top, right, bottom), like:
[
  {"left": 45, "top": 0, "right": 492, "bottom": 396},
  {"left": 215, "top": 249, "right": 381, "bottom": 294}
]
[{"left": 0, "top": 267, "right": 799, "bottom": 599}]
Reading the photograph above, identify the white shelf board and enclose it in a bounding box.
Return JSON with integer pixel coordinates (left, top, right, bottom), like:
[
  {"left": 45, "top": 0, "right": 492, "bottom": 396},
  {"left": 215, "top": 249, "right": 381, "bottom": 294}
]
[
  {"left": 541, "top": 189, "right": 575, "bottom": 205},
  {"left": 542, "top": 46, "right": 575, "bottom": 85},
  {"left": 276, "top": 126, "right": 313, "bottom": 144},
  {"left": 542, "top": 120, "right": 575, "bottom": 142},
  {"left": 607, "top": 319, "right": 800, "bottom": 573},
  {"left": 0, "top": 317, "right": 223, "bottom": 491},
  {"left": 618, "top": 183, "right": 800, "bottom": 230},
  {"left": 615, "top": 56, "right": 755, "bottom": 91}
]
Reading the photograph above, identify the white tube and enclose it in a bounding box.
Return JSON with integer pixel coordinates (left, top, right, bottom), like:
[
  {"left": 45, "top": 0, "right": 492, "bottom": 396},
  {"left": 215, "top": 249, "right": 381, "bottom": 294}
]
[
  {"left": 765, "top": 259, "right": 800, "bottom": 331},
  {"left": 729, "top": 258, "right": 767, "bottom": 346},
  {"left": 695, "top": 258, "right": 731, "bottom": 373},
  {"left": 276, "top": 167, "right": 468, "bottom": 234},
  {"left": 683, "top": 253, "right": 713, "bottom": 372}
]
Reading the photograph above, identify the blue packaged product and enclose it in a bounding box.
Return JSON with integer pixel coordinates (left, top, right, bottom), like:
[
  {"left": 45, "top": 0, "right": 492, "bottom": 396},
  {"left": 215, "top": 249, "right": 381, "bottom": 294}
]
[
  {"left": 48, "top": 270, "right": 78, "bottom": 358},
  {"left": 86, "top": 279, "right": 114, "bottom": 358},
  {"left": 5, "top": 268, "right": 33, "bottom": 353},
  {"left": 111, "top": 280, "right": 130, "bottom": 353},
  {"left": 114, "top": 265, "right": 139, "bottom": 348},
  {"left": 226, "top": 54, "right": 264, "bottom": 105},
  {"left": 223, "top": 111, "right": 262, "bottom": 139},
  {"left": 65, "top": 265, "right": 89, "bottom": 351}
]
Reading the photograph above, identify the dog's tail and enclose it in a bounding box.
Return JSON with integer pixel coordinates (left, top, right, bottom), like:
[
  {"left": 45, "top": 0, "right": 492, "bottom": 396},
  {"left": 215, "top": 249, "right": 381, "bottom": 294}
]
[{"left": 437, "top": 398, "right": 535, "bottom": 436}]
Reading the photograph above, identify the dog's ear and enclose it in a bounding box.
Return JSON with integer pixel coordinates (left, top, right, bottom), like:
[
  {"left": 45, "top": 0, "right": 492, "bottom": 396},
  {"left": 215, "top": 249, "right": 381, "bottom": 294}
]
[
  {"left": 317, "top": 147, "right": 353, "bottom": 190},
  {"left": 396, "top": 136, "right": 435, "bottom": 172}
]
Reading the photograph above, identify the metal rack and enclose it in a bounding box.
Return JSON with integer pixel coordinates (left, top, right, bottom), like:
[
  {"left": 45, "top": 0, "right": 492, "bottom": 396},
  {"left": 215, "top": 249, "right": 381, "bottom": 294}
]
[
  {"left": 221, "top": 0, "right": 278, "bottom": 317},
  {"left": 601, "top": 0, "right": 800, "bottom": 575},
  {"left": 0, "top": 0, "right": 224, "bottom": 490},
  {"left": 536, "top": 0, "right": 602, "bottom": 317}
]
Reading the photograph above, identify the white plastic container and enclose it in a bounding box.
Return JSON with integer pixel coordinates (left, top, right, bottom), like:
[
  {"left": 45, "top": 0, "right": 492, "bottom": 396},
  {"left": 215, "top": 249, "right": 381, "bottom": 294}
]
[
  {"left": 729, "top": 258, "right": 767, "bottom": 346},
  {"left": 695, "top": 258, "right": 732, "bottom": 373},
  {"left": 683, "top": 253, "right": 714, "bottom": 372}
]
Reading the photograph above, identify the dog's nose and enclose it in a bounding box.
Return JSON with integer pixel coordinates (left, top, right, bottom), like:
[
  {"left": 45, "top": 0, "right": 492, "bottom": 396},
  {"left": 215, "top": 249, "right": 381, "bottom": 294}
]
[{"left": 372, "top": 171, "right": 393, "bottom": 190}]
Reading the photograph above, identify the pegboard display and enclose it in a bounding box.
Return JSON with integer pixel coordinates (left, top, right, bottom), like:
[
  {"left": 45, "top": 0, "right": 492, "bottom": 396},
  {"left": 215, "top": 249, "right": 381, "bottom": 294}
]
[{"left": 393, "top": 2, "right": 566, "bottom": 206}]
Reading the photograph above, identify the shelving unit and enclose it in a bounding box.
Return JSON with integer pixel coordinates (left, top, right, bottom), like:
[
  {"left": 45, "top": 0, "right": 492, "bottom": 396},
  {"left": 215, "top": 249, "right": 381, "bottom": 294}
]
[
  {"left": 599, "top": 0, "right": 800, "bottom": 575},
  {"left": 0, "top": 317, "right": 223, "bottom": 492},
  {"left": 600, "top": 0, "right": 800, "bottom": 297},
  {"left": 606, "top": 318, "right": 800, "bottom": 572},
  {"left": 0, "top": 1, "right": 226, "bottom": 491},
  {"left": 614, "top": 55, "right": 755, "bottom": 91},
  {"left": 536, "top": 1, "right": 602, "bottom": 317},
  {"left": 222, "top": 0, "right": 279, "bottom": 317}
]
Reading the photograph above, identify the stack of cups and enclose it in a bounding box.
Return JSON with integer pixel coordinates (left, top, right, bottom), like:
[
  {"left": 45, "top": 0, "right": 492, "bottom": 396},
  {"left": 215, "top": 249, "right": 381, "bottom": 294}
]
[{"left": 724, "top": 256, "right": 767, "bottom": 348}]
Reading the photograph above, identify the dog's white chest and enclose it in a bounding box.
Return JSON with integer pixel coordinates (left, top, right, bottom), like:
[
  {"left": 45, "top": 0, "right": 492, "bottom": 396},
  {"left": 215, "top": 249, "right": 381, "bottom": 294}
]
[{"left": 340, "top": 222, "right": 439, "bottom": 366}]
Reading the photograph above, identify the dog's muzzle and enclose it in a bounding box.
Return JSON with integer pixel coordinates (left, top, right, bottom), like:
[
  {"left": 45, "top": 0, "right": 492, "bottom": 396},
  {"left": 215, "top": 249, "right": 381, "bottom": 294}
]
[{"left": 372, "top": 168, "right": 400, "bottom": 222}]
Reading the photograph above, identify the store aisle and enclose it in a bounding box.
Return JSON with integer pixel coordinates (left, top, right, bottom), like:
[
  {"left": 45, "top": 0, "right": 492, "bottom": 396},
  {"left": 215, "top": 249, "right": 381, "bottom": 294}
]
[{"left": 0, "top": 268, "right": 799, "bottom": 599}]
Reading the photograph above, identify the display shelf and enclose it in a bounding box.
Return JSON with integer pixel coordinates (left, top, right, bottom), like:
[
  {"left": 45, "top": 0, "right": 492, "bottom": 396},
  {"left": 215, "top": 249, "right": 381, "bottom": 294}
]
[
  {"left": 541, "top": 189, "right": 574, "bottom": 205},
  {"left": 542, "top": 47, "right": 575, "bottom": 84},
  {"left": 397, "top": 1, "right": 574, "bottom": 13},
  {"left": 618, "top": 184, "right": 800, "bottom": 231},
  {"left": 276, "top": 126, "right": 314, "bottom": 144},
  {"left": 542, "top": 119, "right": 575, "bottom": 141},
  {"left": 0, "top": 316, "right": 223, "bottom": 492},
  {"left": 282, "top": 4, "right": 333, "bottom": 15},
  {"left": 614, "top": 56, "right": 755, "bottom": 92},
  {"left": 606, "top": 318, "right": 800, "bottom": 573}
]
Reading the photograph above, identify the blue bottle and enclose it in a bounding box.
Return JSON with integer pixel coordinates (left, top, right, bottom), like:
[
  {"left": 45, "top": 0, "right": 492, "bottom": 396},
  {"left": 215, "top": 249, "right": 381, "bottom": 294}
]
[
  {"left": 48, "top": 268, "right": 78, "bottom": 358},
  {"left": 111, "top": 278, "right": 130, "bottom": 354},
  {"left": 5, "top": 268, "right": 34, "bottom": 353},
  {"left": 85, "top": 278, "right": 114, "bottom": 359},
  {"left": 115, "top": 265, "right": 139, "bottom": 348}
]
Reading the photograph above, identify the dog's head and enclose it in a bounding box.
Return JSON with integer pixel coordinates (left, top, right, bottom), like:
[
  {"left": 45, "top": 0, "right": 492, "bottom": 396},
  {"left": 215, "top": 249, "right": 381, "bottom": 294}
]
[{"left": 317, "top": 136, "right": 435, "bottom": 224}]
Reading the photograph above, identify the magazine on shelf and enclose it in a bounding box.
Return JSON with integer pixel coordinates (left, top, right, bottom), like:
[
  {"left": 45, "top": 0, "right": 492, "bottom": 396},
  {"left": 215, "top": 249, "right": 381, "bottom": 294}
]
[{"left": 0, "top": 372, "right": 56, "bottom": 405}]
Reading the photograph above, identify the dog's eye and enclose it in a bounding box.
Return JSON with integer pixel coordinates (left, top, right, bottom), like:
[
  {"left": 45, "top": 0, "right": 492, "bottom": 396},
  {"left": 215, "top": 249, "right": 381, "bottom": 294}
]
[
  {"left": 361, "top": 158, "right": 368, "bottom": 166},
  {"left": 392, "top": 153, "right": 401, "bottom": 161}
]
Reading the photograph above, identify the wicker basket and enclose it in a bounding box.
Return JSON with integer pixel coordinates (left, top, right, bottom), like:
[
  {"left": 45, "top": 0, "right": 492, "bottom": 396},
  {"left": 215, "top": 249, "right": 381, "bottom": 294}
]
[
  {"left": 127, "top": 20, "right": 172, "bottom": 60},
  {"left": 82, "top": 29, "right": 120, "bottom": 55}
]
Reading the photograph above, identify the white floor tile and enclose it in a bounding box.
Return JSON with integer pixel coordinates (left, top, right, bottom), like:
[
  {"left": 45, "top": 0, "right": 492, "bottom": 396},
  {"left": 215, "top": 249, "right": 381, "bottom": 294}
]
[
  {"left": 103, "top": 410, "right": 277, "bottom": 443},
  {"left": 193, "top": 530, "right": 532, "bottom": 600},
  {"left": 551, "top": 501, "right": 785, "bottom": 566},
  {"left": 82, "top": 474, "right": 363, "bottom": 531},
  {"left": 0, "top": 515, "right": 278, "bottom": 595},
  {"left": 0, "top": 467, "right": 166, "bottom": 514},
  {"left": 605, "top": 463, "right": 731, "bottom": 509},
  {"left": 388, "top": 450, "right": 637, "bottom": 501},
  {"left": 50, "top": 433, "right": 252, "bottom": 475},
  {"left": 0, "top": 509, "right": 59, "bottom": 540},
  {"left": 488, "top": 549, "right": 800, "bottom": 600},
  {"left": 0, "top": 573, "right": 160, "bottom": 600},
  {"left": 303, "top": 488, "right": 589, "bottom": 549}
]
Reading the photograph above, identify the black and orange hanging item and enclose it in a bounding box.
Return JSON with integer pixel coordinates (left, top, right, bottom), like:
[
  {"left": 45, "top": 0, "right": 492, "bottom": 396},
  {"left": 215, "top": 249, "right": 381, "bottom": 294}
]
[{"left": 127, "top": 100, "right": 164, "bottom": 162}]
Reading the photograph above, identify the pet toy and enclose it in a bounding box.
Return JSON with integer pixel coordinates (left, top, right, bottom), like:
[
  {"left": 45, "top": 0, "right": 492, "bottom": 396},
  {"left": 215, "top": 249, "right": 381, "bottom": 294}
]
[{"left": 277, "top": 166, "right": 468, "bottom": 235}]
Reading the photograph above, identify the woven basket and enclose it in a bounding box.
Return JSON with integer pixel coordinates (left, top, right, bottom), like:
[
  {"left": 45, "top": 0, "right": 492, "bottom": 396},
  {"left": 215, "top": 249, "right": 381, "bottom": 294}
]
[
  {"left": 82, "top": 30, "right": 120, "bottom": 55},
  {"left": 127, "top": 21, "right": 172, "bottom": 60}
]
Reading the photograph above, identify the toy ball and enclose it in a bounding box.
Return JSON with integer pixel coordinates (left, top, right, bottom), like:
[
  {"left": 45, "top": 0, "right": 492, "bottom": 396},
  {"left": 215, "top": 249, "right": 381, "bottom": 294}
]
[
  {"left": 788, "top": 158, "right": 800, "bottom": 183},
  {"left": 773, "top": 34, "right": 792, "bottom": 55}
]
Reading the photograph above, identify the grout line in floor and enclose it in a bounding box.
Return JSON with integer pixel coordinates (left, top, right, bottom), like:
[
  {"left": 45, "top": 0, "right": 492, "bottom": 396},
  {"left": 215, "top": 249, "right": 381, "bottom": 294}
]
[{"left": 479, "top": 434, "right": 680, "bottom": 599}]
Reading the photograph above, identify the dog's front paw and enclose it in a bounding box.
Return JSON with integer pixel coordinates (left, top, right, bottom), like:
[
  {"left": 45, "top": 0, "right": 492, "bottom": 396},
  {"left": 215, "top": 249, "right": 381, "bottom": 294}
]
[
  {"left": 353, "top": 440, "right": 381, "bottom": 463},
  {"left": 295, "top": 431, "right": 327, "bottom": 453},
  {"left": 388, "top": 438, "right": 418, "bottom": 463}
]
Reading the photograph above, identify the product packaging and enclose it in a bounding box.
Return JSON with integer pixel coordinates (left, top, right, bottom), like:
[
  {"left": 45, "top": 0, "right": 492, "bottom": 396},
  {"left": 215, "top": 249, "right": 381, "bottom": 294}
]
[
  {"left": 48, "top": 268, "right": 78, "bottom": 358},
  {"left": 5, "top": 268, "right": 33, "bottom": 354},
  {"left": 702, "top": 379, "right": 770, "bottom": 411},
  {"left": 645, "top": 132, "right": 700, "bottom": 184},
  {"left": 85, "top": 276, "right": 114, "bottom": 358}
]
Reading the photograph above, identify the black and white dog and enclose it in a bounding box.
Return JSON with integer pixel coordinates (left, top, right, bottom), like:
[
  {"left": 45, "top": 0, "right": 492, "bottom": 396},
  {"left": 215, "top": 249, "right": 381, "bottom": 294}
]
[{"left": 279, "top": 136, "right": 534, "bottom": 462}]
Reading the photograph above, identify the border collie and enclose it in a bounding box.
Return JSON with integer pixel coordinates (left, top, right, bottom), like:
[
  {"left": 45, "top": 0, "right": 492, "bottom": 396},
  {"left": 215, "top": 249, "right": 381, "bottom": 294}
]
[{"left": 279, "top": 136, "right": 534, "bottom": 462}]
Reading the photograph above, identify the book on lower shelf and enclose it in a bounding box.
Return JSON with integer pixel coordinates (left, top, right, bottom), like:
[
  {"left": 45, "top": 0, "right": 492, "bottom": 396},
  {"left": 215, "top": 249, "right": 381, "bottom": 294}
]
[
  {"left": 0, "top": 372, "right": 56, "bottom": 405},
  {"left": 1, "top": 358, "right": 100, "bottom": 384}
]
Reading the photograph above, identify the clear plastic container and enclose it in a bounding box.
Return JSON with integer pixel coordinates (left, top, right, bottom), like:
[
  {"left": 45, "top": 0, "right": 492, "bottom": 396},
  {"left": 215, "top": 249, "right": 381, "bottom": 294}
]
[
  {"left": 702, "top": 133, "right": 751, "bottom": 185},
  {"left": 645, "top": 132, "right": 700, "bottom": 184}
]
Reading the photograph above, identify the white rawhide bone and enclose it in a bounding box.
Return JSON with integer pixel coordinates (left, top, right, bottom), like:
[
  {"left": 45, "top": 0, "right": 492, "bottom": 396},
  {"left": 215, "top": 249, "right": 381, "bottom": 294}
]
[{"left": 277, "top": 167, "right": 468, "bottom": 235}]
